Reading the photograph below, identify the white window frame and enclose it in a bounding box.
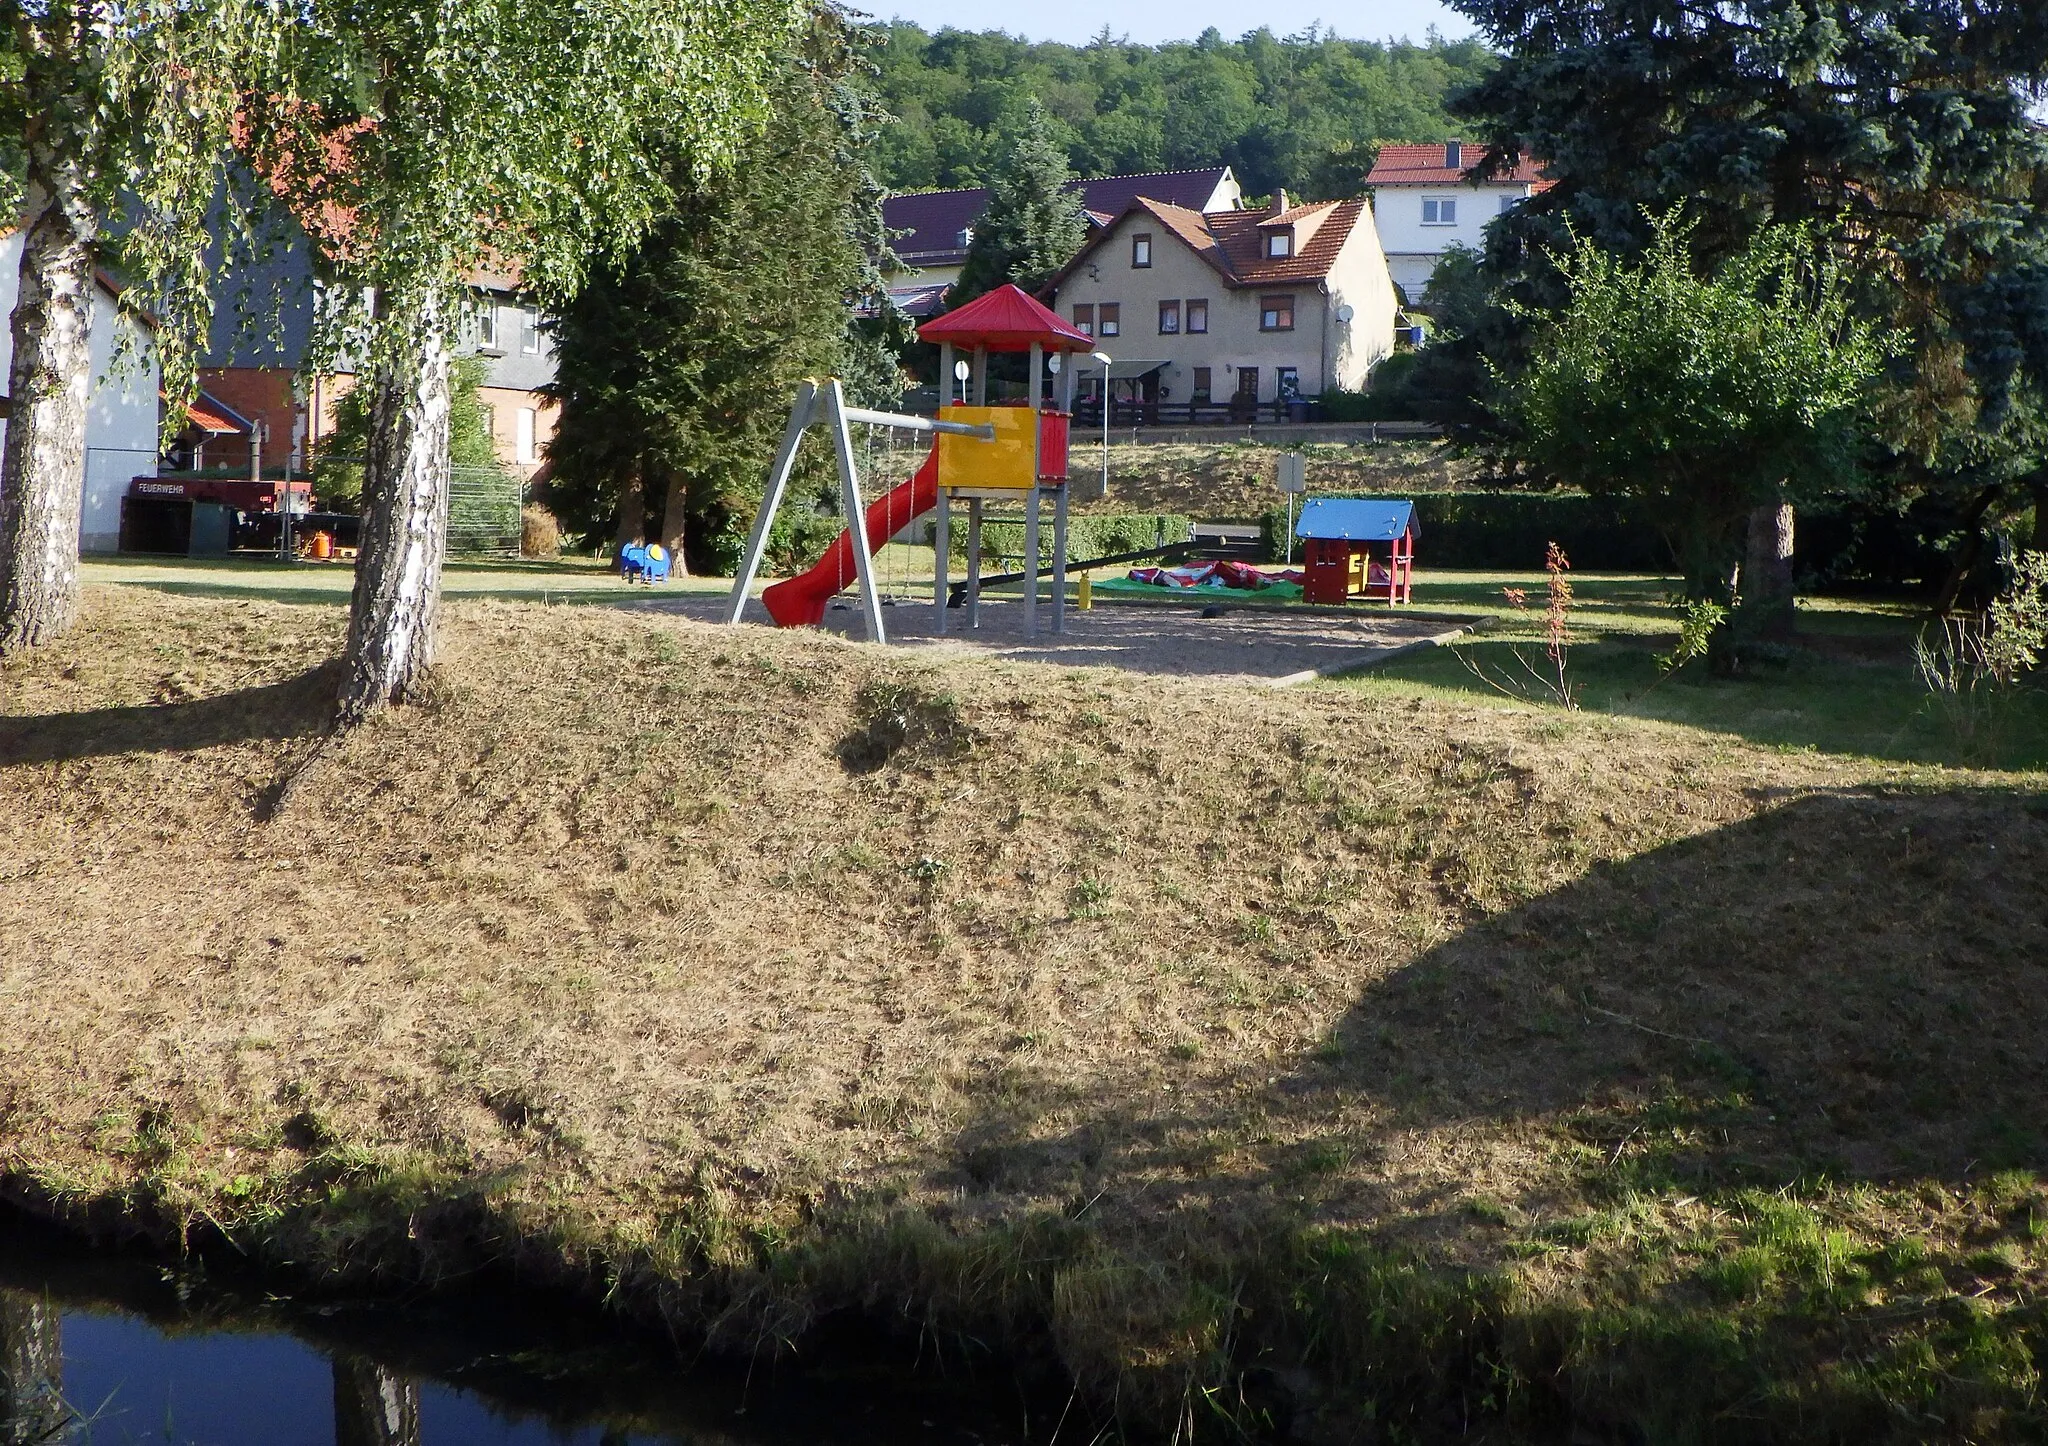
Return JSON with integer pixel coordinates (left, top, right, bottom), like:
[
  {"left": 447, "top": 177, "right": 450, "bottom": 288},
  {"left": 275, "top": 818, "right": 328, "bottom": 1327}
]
[
  {"left": 1098, "top": 303, "right": 1121, "bottom": 338},
  {"left": 1422, "top": 196, "right": 1458, "bottom": 226},
  {"left": 515, "top": 407, "right": 537, "bottom": 464},
  {"left": 476, "top": 301, "right": 499, "bottom": 351},
  {"left": 519, "top": 307, "right": 540, "bottom": 355},
  {"left": 1267, "top": 231, "right": 1292, "bottom": 258}
]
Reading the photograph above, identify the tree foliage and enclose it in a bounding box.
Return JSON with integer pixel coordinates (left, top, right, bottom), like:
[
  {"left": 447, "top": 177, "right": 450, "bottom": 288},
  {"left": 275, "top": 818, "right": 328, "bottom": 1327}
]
[
  {"left": 543, "top": 10, "right": 893, "bottom": 573},
  {"left": 950, "top": 99, "right": 1089, "bottom": 305},
  {"left": 1509, "top": 214, "right": 1887, "bottom": 598},
  {"left": 870, "top": 23, "right": 1494, "bottom": 199},
  {"left": 1441, "top": 0, "right": 2048, "bottom": 580},
  {"left": 311, "top": 357, "right": 508, "bottom": 508}
]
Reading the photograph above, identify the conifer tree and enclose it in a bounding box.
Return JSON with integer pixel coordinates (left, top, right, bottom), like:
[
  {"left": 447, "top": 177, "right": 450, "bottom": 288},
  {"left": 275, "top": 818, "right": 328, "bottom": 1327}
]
[
  {"left": 949, "top": 99, "right": 1089, "bottom": 307},
  {"left": 542, "top": 10, "right": 893, "bottom": 572}
]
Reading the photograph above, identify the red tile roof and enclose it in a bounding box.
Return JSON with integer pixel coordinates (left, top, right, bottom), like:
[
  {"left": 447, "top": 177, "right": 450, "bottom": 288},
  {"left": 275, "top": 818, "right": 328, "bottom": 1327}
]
[
  {"left": 1045, "top": 196, "right": 1371, "bottom": 295},
  {"left": 1366, "top": 141, "right": 1553, "bottom": 189},
  {"left": 181, "top": 389, "right": 253, "bottom": 435}
]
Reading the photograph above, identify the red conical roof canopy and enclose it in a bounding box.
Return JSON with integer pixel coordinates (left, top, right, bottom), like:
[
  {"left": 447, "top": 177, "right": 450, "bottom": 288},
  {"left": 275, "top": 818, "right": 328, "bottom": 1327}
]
[{"left": 918, "top": 283, "right": 1098, "bottom": 353}]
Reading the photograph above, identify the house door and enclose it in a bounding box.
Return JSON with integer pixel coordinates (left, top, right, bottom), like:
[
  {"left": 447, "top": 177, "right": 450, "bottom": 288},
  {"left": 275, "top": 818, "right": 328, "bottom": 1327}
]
[{"left": 1236, "top": 367, "right": 1259, "bottom": 400}]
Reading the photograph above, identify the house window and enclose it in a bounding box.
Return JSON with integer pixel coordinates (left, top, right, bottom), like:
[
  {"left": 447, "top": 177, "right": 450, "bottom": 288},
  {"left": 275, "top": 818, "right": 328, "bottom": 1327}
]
[
  {"left": 476, "top": 302, "right": 498, "bottom": 351},
  {"left": 1277, "top": 366, "right": 1300, "bottom": 398},
  {"left": 1072, "top": 303, "right": 1095, "bottom": 336},
  {"left": 1132, "top": 233, "right": 1152, "bottom": 268},
  {"left": 1259, "top": 294, "right": 1295, "bottom": 332},
  {"left": 1267, "top": 230, "right": 1292, "bottom": 258},
  {"left": 1158, "top": 300, "right": 1180, "bottom": 334},
  {"left": 1186, "top": 299, "right": 1208, "bottom": 333},
  {"left": 1499, "top": 193, "right": 1521, "bottom": 215},
  {"left": 1191, "top": 367, "right": 1211, "bottom": 404},
  {"left": 515, "top": 408, "right": 537, "bottom": 464},
  {"left": 519, "top": 307, "right": 540, "bottom": 354},
  {"left": 1422, "top": 196, "right": 1458, "bottom": 226},
  {"left": 479, "top": 403, "right": 496, "bottom": 441},
  {"left": 1098, "top": 303, "right": 1120, "bottom": 338},
  {"left": 957, "top": 227, "right": 974, "bottom": 247},
  {"left": 1445, "top": 140, "right": 1462, "bottom": 170}
]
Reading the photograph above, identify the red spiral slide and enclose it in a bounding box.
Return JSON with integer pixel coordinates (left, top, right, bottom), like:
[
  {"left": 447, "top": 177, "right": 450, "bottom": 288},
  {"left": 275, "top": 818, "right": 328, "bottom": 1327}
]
[{"left": 760, "top": 445, "right": 941, "bottom": 627}]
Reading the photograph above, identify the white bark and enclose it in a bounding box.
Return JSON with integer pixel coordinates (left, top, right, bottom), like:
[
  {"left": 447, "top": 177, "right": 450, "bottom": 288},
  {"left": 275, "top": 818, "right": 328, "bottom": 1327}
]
[
  {"left": 332, "top": 1359, "right": 419, "bottom": 1446},
  {"left": 0, "top": 1292, "right": 69, "bottom": 1444},
  {"left": 0, "top": 16, "right": 102, "bottom": 654},
  {"left": 338, "top": 297, "right": 453, "bottom": 722}
]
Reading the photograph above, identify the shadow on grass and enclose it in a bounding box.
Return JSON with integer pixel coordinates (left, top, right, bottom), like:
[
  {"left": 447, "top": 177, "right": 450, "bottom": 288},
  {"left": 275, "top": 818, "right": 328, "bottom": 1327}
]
[
  {"left": 0, "top": 664, "right": 336, "bottom": 766},
  {"left": 925, "top": 786, "right": 2048, "bottom": 1438}
]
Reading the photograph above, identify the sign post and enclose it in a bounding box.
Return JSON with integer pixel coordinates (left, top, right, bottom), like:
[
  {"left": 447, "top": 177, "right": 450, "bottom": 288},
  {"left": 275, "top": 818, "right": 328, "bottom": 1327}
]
[{"left": 1276, "top": 452, "right": 1306, "bottom": 564}]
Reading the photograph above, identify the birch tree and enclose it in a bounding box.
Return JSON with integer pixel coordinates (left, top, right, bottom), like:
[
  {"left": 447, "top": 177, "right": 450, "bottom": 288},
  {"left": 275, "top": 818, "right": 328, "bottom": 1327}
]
[
  {"left": 244, "top": 0, "right": 797, "bottom": 723},
  {"left": 0, "top": 0, "right": 266, "bottom": 652}
]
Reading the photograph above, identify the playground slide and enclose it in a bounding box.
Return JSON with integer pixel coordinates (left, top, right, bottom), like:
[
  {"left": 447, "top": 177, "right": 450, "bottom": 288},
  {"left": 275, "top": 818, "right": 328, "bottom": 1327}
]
[{"left": 760, "top": 445, "right": 940, "bottom": 628}]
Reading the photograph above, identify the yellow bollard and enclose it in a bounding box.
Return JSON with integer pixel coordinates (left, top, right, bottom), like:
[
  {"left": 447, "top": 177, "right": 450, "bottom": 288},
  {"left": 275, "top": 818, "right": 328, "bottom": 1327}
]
[{"left": 1078, "top": 572, "right": 1093, "bottom": 610}]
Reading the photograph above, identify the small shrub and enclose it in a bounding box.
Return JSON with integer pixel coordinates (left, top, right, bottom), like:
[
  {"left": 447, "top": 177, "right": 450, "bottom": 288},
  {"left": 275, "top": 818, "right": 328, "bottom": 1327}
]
[
  {"left": 1916, "top": 550, "right": 2048, "bottom": 762},
  {"left": 1453, "top": 542, "right": 1580, "bottom": 709},
  {"left": 521, "top": 504, "right": 562, "bottom": 558}
]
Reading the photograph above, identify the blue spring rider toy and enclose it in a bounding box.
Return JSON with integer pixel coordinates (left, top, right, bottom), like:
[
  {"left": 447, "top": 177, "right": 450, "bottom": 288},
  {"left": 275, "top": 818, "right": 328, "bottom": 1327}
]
[{"left": 618, "top": 541, "right": 672, "bottom": 584}]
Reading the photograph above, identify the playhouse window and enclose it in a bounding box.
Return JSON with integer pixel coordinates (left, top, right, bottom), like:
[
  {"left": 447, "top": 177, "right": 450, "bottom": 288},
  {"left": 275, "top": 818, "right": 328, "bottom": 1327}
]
[
  {"left": 1072, "top": 303, "right": 1095, "bottom": 336},
  {"left": 1186, "top": 299, "right": 1208, "bottom": 333},
  {"left": 1132, "top": 233, "right": 1152, "bottom": 268},
  {"left": 1191, "top": 367, "right": 1211, "bottom": 403},
  {"left": 1259, "top": 295, "right": 1295, "bottom": 332},
  {"left": 1158, "top": 300, "right": 1180, "bottom": 334},
  {"left": 1422, "top": 196, "right": 1458, "bottom": 225},
  {"left": 1098, "top": 303, "right": 1121, "bottom": 338}
]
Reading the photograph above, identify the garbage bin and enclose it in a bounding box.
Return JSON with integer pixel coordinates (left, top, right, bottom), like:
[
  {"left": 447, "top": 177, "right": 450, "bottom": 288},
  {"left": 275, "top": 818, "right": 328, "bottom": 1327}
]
[{"left": 1286, "top": 398, "right": 1312, "bottom": 423}]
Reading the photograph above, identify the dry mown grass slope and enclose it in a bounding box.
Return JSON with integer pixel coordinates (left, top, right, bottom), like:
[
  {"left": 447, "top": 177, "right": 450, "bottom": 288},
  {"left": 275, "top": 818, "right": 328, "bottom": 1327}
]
[{"left": 2, "top": 589, "right": 2045, "bottom": 1440}]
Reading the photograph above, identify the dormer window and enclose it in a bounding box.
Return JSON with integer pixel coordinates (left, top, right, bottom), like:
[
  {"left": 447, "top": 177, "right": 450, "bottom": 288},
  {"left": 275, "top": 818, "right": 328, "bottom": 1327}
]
[
  {"left": 1132, "top": 233, "right": 1153, "bottom": 268},
  {"left": 1445, "top": 141, "right": 1462, "bottom": 170},
  {"left": 1267, "top": 230, "right": 1292, "bottom": 259},
  {"left": 957, "top": 227, "right": 974, "bottom": 247}
]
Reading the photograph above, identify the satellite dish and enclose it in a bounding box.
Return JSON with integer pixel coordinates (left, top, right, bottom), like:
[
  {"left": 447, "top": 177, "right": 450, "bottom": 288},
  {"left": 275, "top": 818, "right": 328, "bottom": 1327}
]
[{"left": 1335, "top": 303, "right": 1355, "bottom": 322}]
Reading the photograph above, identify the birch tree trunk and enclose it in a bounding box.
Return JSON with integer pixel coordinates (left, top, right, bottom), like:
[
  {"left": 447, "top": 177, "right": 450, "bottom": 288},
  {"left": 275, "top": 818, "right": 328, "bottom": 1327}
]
[
  {"left": 0, "top": 1291, "right": 70, "bottom": 1445},
  {"left": 337, "top": 297, "right": 453, "bottom": 723},
  {"left": 332, "top": 1359, "right": 420, "bottom": 1446},
  {"left": 658, "top": 473, "right": 692, "bottom": 575},
  {"left": 0, "top": 9, "right": 104, "bottom": 655}
]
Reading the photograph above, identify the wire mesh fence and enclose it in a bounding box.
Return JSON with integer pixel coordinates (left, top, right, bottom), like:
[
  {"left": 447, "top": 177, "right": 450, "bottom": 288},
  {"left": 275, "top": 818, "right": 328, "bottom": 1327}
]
[{"left": 447, "top": 465, "right": 523, "bottom": 556}]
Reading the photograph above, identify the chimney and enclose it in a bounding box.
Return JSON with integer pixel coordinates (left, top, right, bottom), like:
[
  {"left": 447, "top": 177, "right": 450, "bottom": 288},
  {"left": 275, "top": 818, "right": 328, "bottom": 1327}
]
[
  {"left": 1270, "top": 188, "right": 1289, "bottom": 215},
  {"left": 1445, "top": 141, "right": 1462, "bottom": 171}
]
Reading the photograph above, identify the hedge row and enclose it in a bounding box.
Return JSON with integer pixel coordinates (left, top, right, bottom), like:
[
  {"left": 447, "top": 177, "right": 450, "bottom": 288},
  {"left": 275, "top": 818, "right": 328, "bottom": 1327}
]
[
  {"left": 956, "top": 512, "right": 1194, "bottom": 567},
  {"left": 1256, "top": 491, "right": 1995, "bottom": 587}
]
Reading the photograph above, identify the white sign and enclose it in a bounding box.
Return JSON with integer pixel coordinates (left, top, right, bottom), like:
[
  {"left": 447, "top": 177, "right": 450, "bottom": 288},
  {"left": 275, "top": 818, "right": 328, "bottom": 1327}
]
[{"left": 1276, "top": 453, "right": 1307, "bottom": 495}]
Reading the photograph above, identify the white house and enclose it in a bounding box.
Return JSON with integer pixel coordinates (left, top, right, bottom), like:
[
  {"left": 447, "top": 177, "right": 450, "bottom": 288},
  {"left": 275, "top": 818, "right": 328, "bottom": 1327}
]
[
  {"left": 0, "top": 227, "right": 161, "bottom": 553},
  {"left": 1365, "top": 141, "right": 1553, "bottom": 303},
  {"left": 1042, "top": 189, "right": 1400, "bottom": 411}
]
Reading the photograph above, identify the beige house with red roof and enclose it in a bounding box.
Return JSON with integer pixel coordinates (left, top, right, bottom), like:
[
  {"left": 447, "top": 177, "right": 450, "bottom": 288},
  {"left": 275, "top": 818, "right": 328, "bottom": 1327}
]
[
  {"left": 1365, "top": 140, "right": 1553, "bottom": 302},
  {"left": 1042, "top": 189, "right": 1399, "bottom": 415}
]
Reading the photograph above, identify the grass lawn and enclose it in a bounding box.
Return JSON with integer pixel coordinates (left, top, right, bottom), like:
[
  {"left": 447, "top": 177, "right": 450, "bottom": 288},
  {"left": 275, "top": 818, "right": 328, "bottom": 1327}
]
[
  {"left": 2, "top": 577, "right": 2045, "bottom": 1441},
  {"left": 1342, "top": 570, "right": 2048, "bottom": 771}
]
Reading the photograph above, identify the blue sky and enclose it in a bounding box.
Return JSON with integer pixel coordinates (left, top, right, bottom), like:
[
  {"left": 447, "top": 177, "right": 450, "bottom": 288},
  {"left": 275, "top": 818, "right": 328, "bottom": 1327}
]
[{"left": 868, "top": 0, "right": 1476, "bottom": 46}]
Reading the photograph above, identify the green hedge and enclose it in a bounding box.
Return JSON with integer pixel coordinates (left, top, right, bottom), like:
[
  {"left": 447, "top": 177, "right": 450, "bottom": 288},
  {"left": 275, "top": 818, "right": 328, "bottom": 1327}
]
[
  {"left": 963, "top": 512, "right": 1194, "bottom": 567},
  {"left": 1259, "top": 492, "right": 1670, "bottom": 571}
]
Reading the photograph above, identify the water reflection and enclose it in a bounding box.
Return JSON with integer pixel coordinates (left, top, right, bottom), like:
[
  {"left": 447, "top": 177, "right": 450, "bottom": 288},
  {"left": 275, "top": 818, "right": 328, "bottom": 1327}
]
[{"left": 0, "top": 1215, "right": 1057, "bottom": 1446}]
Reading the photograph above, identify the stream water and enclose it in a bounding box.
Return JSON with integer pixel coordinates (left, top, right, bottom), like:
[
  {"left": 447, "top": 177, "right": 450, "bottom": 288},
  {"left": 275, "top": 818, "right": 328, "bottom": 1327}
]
[{"left": 0, "top": 1212, "right": 1058, "bottom": 1445}]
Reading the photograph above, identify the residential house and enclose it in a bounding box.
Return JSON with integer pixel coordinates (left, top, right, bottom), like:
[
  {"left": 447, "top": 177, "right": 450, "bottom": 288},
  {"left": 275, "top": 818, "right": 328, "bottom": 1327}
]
[
  {"left": 1365, "top": 140, "right": 1553, "bottom": 303},
  {"left": 883, "top": 166, "right": 1243, "bottom": 317},
  {"left": 1041, "top": 189, "right": 1399, "bottom": 418},
  {"left": 0, "top": 226, "right": 162, "bottom": 552},
  {"left": 199, "top": 230, "right": 557, "bottom": 480}
]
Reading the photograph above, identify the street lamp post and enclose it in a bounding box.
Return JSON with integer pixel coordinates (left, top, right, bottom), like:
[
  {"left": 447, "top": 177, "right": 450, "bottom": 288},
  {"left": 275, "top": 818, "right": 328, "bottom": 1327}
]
[{"left": 1091, "top": 349, "right": 1111, "bottom": 501}]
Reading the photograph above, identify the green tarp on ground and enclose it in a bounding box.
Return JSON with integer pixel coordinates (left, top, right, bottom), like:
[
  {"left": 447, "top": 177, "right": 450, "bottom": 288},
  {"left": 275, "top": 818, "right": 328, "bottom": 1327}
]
[{"left": 1092, "top": 577, "right": 1305, "bottom": 603}]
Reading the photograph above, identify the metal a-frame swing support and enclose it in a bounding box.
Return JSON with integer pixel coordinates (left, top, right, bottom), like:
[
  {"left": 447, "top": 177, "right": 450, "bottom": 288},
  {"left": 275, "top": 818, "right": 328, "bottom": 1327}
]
[{"left": 723, "top": 378, "right": 995, "bottom": 643}]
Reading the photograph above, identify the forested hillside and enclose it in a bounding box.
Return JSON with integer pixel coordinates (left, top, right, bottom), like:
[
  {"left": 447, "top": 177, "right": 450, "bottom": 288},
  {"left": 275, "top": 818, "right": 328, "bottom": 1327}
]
[{"left": 869, "top": 23, "right": 1493, "bottom": 202}]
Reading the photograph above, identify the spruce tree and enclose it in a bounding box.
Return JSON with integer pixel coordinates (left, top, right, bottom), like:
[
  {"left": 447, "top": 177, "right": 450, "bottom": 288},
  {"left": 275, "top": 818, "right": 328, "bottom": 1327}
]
[
  {"left": 543, "top": 11, "right": 893, "bottom": 572},
  {"left": 949, "top": 99, "right": 1089, "bottom": 307},
  {"left": 1443, "top": 0, "right": 2048, "bottom": 605}
]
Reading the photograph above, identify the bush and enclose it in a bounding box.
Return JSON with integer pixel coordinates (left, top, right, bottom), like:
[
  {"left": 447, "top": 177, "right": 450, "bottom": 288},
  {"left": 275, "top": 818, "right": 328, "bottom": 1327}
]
[
  {"left": 1259, "top": 492, "right": 1669, "bottom": 570},
  {"left": 964, "top": 512, "right": 1193, "bottom": 567},
  {"left": 521, "top": 504, "right": 562, "bottom": 558}
]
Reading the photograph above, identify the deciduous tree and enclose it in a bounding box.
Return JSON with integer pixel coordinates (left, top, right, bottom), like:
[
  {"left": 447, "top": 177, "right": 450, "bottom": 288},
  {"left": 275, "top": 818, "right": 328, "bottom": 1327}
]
[{"left": 242, "top": 0, "right": 798, "bottom": 721}]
